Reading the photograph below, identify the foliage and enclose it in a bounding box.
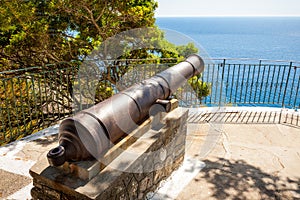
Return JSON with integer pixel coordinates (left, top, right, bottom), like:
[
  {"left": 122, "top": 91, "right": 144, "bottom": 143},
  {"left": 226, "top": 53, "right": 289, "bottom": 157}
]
[
  {"left": 0, "top": 65, "right": 78, "bottom": 145},
  {"left": 188, "top": 74, "right": 211, "bottom": 100},
  {"left": 0, "top": 0, "right": 158, "bottom": 70},
  {"left": 0, "top": 77, "right": 38, "bottom": 144},
  {"left": 0, "top": 0, "right": 158, "bottom": 143},
  {"left": 0, "top": 0, "right": 210, "bottom": 144}
]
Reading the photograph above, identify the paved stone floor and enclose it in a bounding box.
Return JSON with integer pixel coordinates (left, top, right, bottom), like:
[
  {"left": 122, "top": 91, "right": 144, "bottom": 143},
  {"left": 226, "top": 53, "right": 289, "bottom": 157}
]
[
  {"left": 0, "top": 107, "right": 299, "bottom": 200},
  {"left": 0, "top": 125, "right": 59, "bottom": 199},
  {"left": 152, "top": 107, "right": 300, "bottom": 200},
  {"left": 176, "top": 123, "right": 300, "bottom": 200}
]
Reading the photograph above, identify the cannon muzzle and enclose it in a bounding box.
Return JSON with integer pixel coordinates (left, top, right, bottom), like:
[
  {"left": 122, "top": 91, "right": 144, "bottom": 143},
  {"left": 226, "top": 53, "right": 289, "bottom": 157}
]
[{"left": 47, "top": 54, "right": 204, "bottom": 166}]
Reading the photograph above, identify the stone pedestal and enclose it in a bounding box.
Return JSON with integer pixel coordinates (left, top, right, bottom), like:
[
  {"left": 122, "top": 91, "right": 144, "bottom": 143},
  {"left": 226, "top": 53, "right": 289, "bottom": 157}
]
[{"left": 30, "top": 104, "right": 188, "bottom": 200}]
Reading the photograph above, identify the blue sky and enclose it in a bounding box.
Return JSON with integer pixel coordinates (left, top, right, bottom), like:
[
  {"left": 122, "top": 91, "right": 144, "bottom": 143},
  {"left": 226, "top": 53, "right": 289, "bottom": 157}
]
[{"left": 155, "top": 0, "right": 300, "bottom": 17}]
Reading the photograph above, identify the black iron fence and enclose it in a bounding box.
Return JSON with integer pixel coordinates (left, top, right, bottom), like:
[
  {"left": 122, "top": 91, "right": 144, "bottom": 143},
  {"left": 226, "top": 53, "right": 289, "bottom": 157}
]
[
  {"left": 0, "top": 58, "right": 179, "bottom": 145},
  {"left": 1, "top": 58, "right": 299, "bottom": 144},
  {"left": 177, "top": 58, "right": 300, "bottom": 109}
]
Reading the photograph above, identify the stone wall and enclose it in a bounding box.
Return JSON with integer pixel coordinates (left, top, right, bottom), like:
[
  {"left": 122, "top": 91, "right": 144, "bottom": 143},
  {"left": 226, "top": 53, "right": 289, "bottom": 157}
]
[{"left": 30, "top": 106, "right": 188, "bottom": 200}]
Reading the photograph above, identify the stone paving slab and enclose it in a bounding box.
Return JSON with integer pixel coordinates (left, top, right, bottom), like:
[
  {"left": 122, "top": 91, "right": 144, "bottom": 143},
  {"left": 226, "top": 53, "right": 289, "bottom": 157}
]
[
  {"left": 0, "top": 169, "right": 31, "bottom": 198},
  {"left": 160, "top": 122, "right": 300, "bottom": 200},
  {"left": 188, "top": 107, "right": 299, "bottom": 127},
  {"left": 0, "top": 108, "right": 299, "bottom": 199},
  {"left": 149, "top": 108, "right": 300, "bottom": 199},
  {"left": 0, "top": 125, "right": 59, "bottom": 199}
]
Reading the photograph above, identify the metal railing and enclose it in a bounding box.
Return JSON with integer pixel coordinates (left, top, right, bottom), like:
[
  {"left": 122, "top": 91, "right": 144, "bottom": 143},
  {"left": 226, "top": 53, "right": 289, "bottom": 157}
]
[
  {"left": 0, "top": 63, "right": 80, "bottom": 145},
  {"left": 177, "top": 58, "right": 300, "bottom": 109},
  {"left": 0, "top": 58, "right": 299, "bottom": 144},
  {"left": 0, "top": 58, "right": 179, "bottom": 145}
]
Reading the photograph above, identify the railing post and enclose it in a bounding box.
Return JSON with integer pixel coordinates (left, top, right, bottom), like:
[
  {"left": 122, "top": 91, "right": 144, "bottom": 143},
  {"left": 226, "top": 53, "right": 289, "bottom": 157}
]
[
  {"left": 219, "top": 59, "right": 226, "bottom": 107},
  {"left": 282, "top": 62, "right": 292, "bottom": 108},
  {"left": 279, "top": 61, "right": 292, "bottom": 123},
  {"left": 256, "top": 60, "right": 262, "bottom": 103}
]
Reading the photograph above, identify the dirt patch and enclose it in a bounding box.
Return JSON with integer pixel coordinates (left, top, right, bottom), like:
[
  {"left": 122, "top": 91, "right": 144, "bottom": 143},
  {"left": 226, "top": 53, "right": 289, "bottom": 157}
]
[{"left": 0, "top": 169, "right": 31, "bottom": 198}]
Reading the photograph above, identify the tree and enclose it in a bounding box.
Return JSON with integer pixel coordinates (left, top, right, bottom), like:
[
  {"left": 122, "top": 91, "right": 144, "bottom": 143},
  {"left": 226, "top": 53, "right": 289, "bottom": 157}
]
[
  {"left": 0, "top": 0, "right": 210, "bottom": 144},
  {"left": 0, "top": 0, "right": 158, "bottom": 70},
  {"left": 0, "top": 0, "right": 159, "bottom": 143}
]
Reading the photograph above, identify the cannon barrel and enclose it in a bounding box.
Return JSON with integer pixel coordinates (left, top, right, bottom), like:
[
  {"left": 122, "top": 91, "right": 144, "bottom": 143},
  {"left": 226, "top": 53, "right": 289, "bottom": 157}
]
[{"left": 47, "top": 54, "right": 204, "bottom": 166}]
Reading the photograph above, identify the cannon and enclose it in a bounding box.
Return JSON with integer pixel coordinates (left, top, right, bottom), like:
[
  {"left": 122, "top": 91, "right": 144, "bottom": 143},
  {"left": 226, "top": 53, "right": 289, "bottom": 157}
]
[{"left": 47, "top": 54, "right": 204, "bottom": 166}]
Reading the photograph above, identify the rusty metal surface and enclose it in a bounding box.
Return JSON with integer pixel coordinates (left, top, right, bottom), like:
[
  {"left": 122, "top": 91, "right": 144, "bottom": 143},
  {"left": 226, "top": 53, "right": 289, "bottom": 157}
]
[{"left": 47, "top": 54, "right": 204, "bottom": 166}]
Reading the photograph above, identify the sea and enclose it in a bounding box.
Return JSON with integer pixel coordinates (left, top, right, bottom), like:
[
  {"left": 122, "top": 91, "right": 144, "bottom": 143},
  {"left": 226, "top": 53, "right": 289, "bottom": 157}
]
[
  {"left": 155, "top": 17, "right": 300, "bottom": 108},
  {"left": 156, "top": 17, "right": 300, "bottom": 62}
]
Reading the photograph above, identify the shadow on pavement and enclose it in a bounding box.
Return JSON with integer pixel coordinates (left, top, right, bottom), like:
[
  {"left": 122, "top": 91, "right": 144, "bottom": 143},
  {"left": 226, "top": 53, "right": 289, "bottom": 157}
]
[{"left": 198, "top": 158, "right": 300, "bottom": 199}]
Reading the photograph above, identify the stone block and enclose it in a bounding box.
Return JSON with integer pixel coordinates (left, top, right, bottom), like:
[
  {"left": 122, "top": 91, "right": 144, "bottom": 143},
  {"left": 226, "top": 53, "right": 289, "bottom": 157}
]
[{"left": 30, "top": 106, "right": 188, "bottom": 200}]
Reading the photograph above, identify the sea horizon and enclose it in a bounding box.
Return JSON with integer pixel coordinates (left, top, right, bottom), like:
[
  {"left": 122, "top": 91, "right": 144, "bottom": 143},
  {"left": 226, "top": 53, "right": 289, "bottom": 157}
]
[{"left": 156, "top": 17, "right": 300, "bottom": 62}]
